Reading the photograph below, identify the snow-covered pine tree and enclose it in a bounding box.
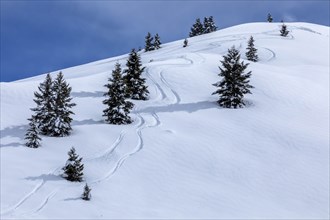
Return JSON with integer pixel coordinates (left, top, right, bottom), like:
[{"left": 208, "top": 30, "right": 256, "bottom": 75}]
[
  {"left": 154, "top": 33, "right": 161, "bottom": 49},
  {"left": 183, "top": 38, "right": 188, "bottom": 47},
  {"left": 267, "top": 13, "right": 273, "bottom": 22},
  {"left": 245, "top": 36, "right": 258, "bottom": 62},
  {"left": 203, "top": 17, "right": 211, "bottom": 34},
  {"left": 49, "top": 72, "right": 76, "bottom": 137},
  {"left": 62, "top": 147, "right": 84, "bottom": 182},
  {"left": 82, "top": 183, "right": 92, "bottom": 201},
  {"left": 25, "top": 116, "right": 42, "bottom": 148},
  {"left": 31, "top": 73, "right": 55, "bottom": 135},
  {"left": 145, "top": 32, "right": 154, "bottom": 52},
  {"left": 212, "top": 46, "right": 253, "bottom": 108},
  {"left": 123, "top": 49, "right": 149, "bottom": 100},
  {"left": 203, "top": 16, "right": 217, "bottom": 34},
  {"left": 189, "top": 18, "right": 204, "bottom": 37},
  {"left": 208, "top": 16, "right": 217, "bottom": 32},
  {"left": 280, "top": 23, "right": 289, "bottom": 37},
  {"left": 103, "top": 63, "right": 134, "bottom": 125}
]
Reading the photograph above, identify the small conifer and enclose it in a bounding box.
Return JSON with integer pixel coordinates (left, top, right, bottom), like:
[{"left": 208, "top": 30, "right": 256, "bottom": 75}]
[
  {"left": 145, "top": 32, "right": 154, "bottom": 52},
  {"left": 267, "top": 13, "right": 273, "bottom": 22},
  {"left": 25, "top": 116, "right": 42, "bottom": 148},
  {"left": 183, "top": 39, "right": 188, "bottom": 47},
  {"left": 82, "top": 184, "right": 92, "bottom": 201},
  {"left": 280, "top": 23, "right": 289, "bottom": 37},
  {"left": 154, "top": 33, "right": 161, "bottom": 49},
  {"left": 245, "top": 36, "right": 258, "bottom": 62},
  {"left": 62, "top": 147, "right": 84, "bottom": 182}
]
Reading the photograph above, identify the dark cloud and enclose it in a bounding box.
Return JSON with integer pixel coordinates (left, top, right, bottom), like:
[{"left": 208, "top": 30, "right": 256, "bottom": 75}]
[{"left": 1, "top": 0, "right": 329, "bottom": 81}]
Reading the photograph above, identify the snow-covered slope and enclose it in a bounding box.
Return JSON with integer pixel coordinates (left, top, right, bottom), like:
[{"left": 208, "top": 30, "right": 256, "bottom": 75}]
[{"left": 1, "top": 22, "right": 329, "bottom": 219}]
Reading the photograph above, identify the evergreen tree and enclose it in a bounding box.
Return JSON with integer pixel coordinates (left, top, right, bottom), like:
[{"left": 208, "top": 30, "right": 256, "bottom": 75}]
[
  {"left": 203, "top": 16, "right": 217, "bottom": 34},
  {"left": 145, "top": 32, "right": 154, "bottom": 52},
  {"left": 31, "top": 73, "right": 55, "bottom": 135},
  {"left": 123, "top": 49, "right": 149, "bottom": 100},
  {"left": 82, "top": 184, "right": 92, "bottom": 201},
  {"left": 208, "top": 16, "right": 217, "bottom": 32},
  {"left": 280, "top": 23, "right": 289, "bottom": 37},
  {"left": 103, "top": 63, "right": 134, "bottom": 125},
  {"left": 267, "top": 13, "right": 273, "bottom": 22},
  {"left": 189, "top": 18, "right": 204, "bottom": 37},
  {"left": 153, "top": 33, "right": 161, "bottom": 49},
  {"left": 203, "top": 17, "right": 211, "bottom": 34},
  {"left": 62, "top": 147, "right": 84, "bottom": 182},
  {"left": 212, "top": 46, "right": 253, "bottom": 108},
  {"left": 49, "top": 72, "right": 76, "bottom": 137},
  {"left": 25, "top": 116, "right": 42, "bottom": 148},
  {"left": 183, "top": 38, "right": 188, "bottom": 47},
  {"left": 245, "top": 36, "right": 258, "bottom": 62}
]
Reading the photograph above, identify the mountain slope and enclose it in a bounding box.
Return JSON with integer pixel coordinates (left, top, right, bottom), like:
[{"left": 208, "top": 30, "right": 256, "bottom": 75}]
[{"left": 1, "top": 22, "right": 329, "bottom": 219}]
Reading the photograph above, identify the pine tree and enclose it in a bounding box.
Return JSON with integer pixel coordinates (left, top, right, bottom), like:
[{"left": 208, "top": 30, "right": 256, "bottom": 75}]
[
  {"left": 208, "top": 16, "right": 217, "bottom": 32},
  {"left": 145, "top": 32, "right": 154, "bottom": 52},
  {"left": 280, "top": 23, "right": 289, "bottom": 37},
  {"left": 203, "top": 17, "right": 211, "bottom": 34},
  {"left": 31, "top": 73, "right": 55, "bottom": 135},
  {"left": 103, "top": 63, "right": 134, "bottom": 125},
  {"left": 82, "top": 184, "right": 92, "bottom": 201},
  {"left": 212, "top": 46, "right": 253, "bottom": 108},
  {"left": 245, "top": 36, "right": 258, "bottom": 62},
  {"left": 25, "top": 116, "right": 42, "bottom": 148},
  {"left": 123, "top": 49, "right": 149, "bottom": 100},
  {"left": 153, "top": 33, "right": 161, "bottom": 49},
  {"left": 189, "top": 18, "right": 204, "bottom": 37},
  {"left": 267, "top": 13, "right": 273, "bottom": 22},
  {"left": 183, "top": 38, "right": 188, "bottom": 47},
  {"left": 203, "top": 16, "right": 217, "bottom": 34},
  {"left": 49, "top": 72, "right": 76, "bottom": 137},
  {"left": 62, "top": 147, "right": 84, "bottom": 182}
]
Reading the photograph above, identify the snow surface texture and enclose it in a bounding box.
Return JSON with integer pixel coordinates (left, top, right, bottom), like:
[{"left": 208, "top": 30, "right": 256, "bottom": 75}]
[{"left": 1, "top": 22, "right": 329, "bottom": 219}]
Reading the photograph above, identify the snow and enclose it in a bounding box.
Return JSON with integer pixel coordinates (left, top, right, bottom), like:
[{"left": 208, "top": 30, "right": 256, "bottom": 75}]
[{"left": 1, "top": 22, "right": 329, "bottom": 219}]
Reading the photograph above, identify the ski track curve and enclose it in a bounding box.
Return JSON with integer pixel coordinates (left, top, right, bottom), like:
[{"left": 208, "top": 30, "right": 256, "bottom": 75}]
[
  {"left": 85, "top": 130, "right": 127, "bottom": 162},
  {"left": 92, "top": 113, "right": 146, "bottom": 184}
]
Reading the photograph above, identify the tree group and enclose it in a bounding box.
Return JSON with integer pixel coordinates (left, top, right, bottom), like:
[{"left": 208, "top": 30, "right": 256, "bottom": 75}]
[
  {"left": 25, "top": 72, "right": 75, "bottom": 148},
  {"left": 145, "top": 32, "right": 162, "bottom": 52},
  {"left": 189, "top": 16, "right": 217, "bottom": 37},
  {"left": 30, "top": 72, "right": 76, "bottom": 137}
]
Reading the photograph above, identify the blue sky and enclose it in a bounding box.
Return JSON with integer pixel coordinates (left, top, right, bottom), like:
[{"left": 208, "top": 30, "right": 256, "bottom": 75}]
[{"left": 1, "top": 0, "right": 329, "bottom": 82}]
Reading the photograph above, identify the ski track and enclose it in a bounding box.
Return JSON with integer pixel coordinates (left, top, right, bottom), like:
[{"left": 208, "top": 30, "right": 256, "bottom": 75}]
[
  {"left": 1, "top": 180, "right": 45, "bottom": 217},
  {"left": 85, "top": 130, "right": 127, "bottom": 162},
  {"left": 33, "top": 190, "right": 57, "bottom": 214},
  {"left": 92, "top": 113, "right": 146, "bottom": 184}
]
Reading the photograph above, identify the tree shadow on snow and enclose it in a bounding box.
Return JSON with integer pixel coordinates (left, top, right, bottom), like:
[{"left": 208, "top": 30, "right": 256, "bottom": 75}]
[
  {"left": 25, "top": 174, "right": 62, "bottom": 182},
  {"left": 0, "top": 125, "right": 27, "bottom": 148},
  {"left": 63, "top": 197, "right": 82, "bottom": 202},
  {"left": 71, "top": 91, "right": 104, "bottom": 98},
  {"left": 71, "top": 119, "right": 104, "bottom": 126},
  {"left": 139, "top": 101, "right": 220, "bottom": 114}
]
